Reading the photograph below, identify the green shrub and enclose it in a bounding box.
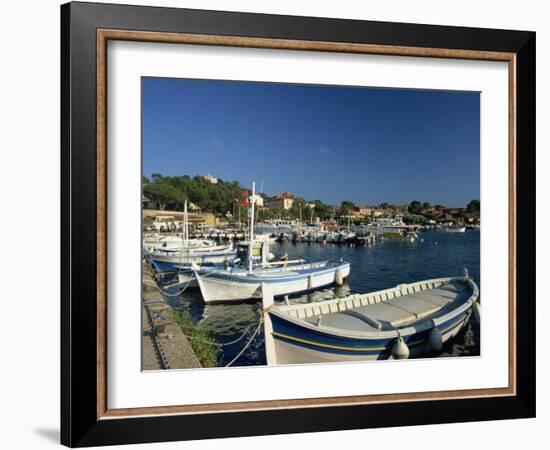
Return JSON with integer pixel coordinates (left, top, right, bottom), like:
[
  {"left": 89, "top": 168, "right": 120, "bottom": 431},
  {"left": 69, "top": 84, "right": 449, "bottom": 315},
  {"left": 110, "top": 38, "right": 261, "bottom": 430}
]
[{"left": 171, "top": 309, "right": 221, "bottom": 368}]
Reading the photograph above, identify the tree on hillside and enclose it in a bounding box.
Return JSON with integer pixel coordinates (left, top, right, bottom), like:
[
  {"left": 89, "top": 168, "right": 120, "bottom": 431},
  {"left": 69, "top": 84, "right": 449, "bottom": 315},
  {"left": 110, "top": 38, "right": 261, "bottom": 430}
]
[
  {"left": 422, "top": 202, "right": 431, "bottom": 210},
  {"left": 408, "top": 200, "right": 422, "bottom": 215},
  {"left": 143, "top": 183, "right": 186, "bottom": 210},
  {"left": 311, "top": 200, "right": 331, "bottom": 220},
  {"left": 467, "top": 199, "right": 480, "bottom": 213},
  {"left": 403, "top": 214, "right": 427, "bottom": 225},
  {"left": 338, "top": 200, "right": 356, "bottom": 217}
]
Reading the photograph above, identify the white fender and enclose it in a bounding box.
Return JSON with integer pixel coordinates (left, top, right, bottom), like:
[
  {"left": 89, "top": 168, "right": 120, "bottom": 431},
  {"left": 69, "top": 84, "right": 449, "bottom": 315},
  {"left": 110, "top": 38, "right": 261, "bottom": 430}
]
[
  {"left": 473, "top": 301, "right": 481, "bottom": 323},
  {"left": 335, "top": 269, "right": 345, "bottom": 286},
  {"left": 428, "top": 327, "right": 443, "bottom": 351},
  {"left": 392, "top": 336, "right": 410, "bottom": 359}
]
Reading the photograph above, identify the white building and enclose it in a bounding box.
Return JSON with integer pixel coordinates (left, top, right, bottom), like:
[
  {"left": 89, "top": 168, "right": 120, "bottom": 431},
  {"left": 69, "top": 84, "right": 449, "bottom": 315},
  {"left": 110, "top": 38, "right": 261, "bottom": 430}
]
[
  {"left": 251, "top": 194, "right": 264, "bottom": 207},
  {"left": 202, "top": 174, "right": 218, "bottom": 184}
]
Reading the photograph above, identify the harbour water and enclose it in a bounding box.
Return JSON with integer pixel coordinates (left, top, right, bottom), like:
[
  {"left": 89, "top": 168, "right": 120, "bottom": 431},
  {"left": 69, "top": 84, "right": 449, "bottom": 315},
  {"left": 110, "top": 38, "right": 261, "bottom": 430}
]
[{"left": 165, "top": 229, "right": 480, "bottom": 367}]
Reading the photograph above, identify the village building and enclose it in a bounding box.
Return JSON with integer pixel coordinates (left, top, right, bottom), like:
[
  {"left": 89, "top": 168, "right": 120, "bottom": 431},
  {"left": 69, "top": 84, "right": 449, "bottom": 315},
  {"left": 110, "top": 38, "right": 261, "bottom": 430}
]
[
  {"left": 350, "top": 206, "right": 373, "bottom": 218},
  {"left": 250, "top": 194, "right": 264, "bottom": 207},
  {"left": 267, "top": 192, "right": 294, "bottom": 210},
  {"left": 201, "top": 174, "right": 218, "bottom": 184}
]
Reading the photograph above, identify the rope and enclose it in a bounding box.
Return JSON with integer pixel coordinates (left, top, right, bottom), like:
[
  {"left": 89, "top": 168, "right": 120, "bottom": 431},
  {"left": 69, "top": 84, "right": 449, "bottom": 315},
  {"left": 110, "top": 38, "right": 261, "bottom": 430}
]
[
  {"left": 153, "top": 274, "right": 196, "bottom": 297},
  {"left": 178, "top": 323, "right": 255, "bottom": 347},
  {"left": 152, "top": 267, "right": 225, "bottom": 297},
  {"left": 225, "top": 317, "right": 264, "bottom": 367}
]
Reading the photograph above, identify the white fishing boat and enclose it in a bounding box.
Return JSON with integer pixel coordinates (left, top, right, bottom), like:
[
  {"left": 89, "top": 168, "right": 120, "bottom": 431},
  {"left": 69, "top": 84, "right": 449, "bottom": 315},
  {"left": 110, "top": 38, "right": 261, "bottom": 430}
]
[
  {"left": 195, "top": 260, "right": 350, "bottom": 303},
  {"left": 176, "top": 240, "right": 275, "bottom": 288},
  {"left": 147, "top": 201, "right": 236, "bottom": 271},
  {"left": 444, "top": 226, "right": 466, "bottom": 233},
  {"left": 193, "top": 182, "right": 350, "bottom": 303},
  {"left": 262, "top": 269, "right": 479, "bottom": 364},
  {"left": 255, "top": 219, "right": 298, "bottom": 235},
  {"left": 144, "top": 234, "right": 222, "bottom": 252},
  {"left": 254, "top": 232, "right": 277, "bottom": 244}
]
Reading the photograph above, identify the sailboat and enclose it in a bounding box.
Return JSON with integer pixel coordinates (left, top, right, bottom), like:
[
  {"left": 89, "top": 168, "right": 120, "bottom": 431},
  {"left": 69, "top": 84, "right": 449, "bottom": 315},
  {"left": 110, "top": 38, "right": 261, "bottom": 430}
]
[
  {"left": 146, "top": 201, "right": 236, "bottom": 272},
  {"left": 193, "top": 182, "right": 351, "bottom": 303}
]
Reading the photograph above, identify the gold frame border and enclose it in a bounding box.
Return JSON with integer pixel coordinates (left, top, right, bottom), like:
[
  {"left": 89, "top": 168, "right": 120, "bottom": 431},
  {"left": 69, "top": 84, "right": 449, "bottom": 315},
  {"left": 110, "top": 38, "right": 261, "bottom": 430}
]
[{"left": 96, "top": 29, "right": 517, "bottom": 420}]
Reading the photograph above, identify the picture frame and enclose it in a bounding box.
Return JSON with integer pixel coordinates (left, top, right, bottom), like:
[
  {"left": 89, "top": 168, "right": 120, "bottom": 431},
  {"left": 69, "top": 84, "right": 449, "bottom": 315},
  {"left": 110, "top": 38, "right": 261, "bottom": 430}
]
[{"left": 61, "top": 1, "right": 535, "bottom": 447}]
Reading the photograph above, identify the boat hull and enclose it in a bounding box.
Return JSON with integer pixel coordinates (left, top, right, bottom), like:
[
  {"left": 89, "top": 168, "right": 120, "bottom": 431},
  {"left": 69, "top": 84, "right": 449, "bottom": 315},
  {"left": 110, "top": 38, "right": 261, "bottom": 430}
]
[
  {"left": 177, "top": 271, "right": 199, "bottom": 288},
  {"left": 196, "top": 263, "right": 350, "bottom": 303},
  {"left": 148, "top": 249, "right": 236, "bottom": 270},
  {"left": 267, "top": 309, "right": 471, "bottom": 364},
  {"left": 263, "top": 276, "right": 478, "bottom": 365},
  {"left": 444, "top": 227, "right": 466, "bottom": 233}
]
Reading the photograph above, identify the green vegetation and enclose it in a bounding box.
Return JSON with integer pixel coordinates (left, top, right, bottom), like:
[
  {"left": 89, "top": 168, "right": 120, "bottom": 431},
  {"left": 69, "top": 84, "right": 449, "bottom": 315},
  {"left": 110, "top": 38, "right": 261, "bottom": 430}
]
[
  {"left": 143, "top": 173, "right": 335, "bottom": 221},
  {"left": 144, "top": 174, "right": 246, "bottom": 215},
  {"left": 403, "top": 199, "right": 480, "bottom": 224},
  {"left": 402, "top": 214, "right": 427, "bottom": 225},
  {"left": 338, "top": 200, "right": 356, "bottom": 217},
  {"left": 467, "top": 199, "right": 480, "bottom": 213},
  {"left": 171, "top": 308, "right": 221, "bottom": 368},
  {"left": 408, "top": 200, "right": 422, "bottom": 215},
  {"left": 143, "top": 173, "right": 480, "bottom": 224}
]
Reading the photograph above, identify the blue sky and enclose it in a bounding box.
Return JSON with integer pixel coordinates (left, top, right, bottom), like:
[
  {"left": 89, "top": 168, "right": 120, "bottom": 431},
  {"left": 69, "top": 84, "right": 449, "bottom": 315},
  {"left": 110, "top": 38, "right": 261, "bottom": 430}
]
[{"left": 142, "top": 77, "right": 480, "bottom": 207}]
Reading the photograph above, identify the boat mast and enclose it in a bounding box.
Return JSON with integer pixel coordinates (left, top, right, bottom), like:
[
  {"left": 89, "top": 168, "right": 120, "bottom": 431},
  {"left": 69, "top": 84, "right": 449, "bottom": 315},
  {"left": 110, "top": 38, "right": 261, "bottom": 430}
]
[
  {"left": 184, "top": 200, "right": 189, "bottom": 244},
  {"left": 248, "top": 182, "right": 256, "bottom": 273},
  {"left": 180, "top": 200, "right": 189, "bottom": 264}
]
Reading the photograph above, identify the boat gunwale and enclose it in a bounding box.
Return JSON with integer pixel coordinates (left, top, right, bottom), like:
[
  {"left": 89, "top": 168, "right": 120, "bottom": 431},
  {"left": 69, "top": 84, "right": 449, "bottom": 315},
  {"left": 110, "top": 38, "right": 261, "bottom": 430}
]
[
  {"left": 195, "top": 261, "right": 350, "bottom": 283},
  {"left": 267, "top": 276, "right": 479, "bottom": 340}
]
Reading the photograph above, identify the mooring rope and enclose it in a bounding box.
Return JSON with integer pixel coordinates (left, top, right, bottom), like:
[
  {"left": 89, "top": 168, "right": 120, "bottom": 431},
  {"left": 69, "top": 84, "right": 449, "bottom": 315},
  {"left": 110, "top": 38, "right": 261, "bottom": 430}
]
[
  {"left": 177, "top": 323, "right": 255, "bottom": 347},
  {"left": 152, "top": 274, "right": 196, "bottom": 296},
  {"left": 225, "top": 317, "right": 264, "bottom": 367}
]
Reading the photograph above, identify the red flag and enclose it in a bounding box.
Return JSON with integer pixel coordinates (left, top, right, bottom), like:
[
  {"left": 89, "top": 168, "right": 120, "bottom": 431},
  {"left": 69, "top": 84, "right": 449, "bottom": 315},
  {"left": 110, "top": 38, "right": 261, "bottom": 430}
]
[{"left": 240, "top": 190, "right": 249, "bottom": 207}]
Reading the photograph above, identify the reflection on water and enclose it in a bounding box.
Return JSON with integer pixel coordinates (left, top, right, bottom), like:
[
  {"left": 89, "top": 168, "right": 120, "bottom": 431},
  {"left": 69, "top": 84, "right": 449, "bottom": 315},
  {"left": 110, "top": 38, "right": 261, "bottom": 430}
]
[{"left": 166, "top": 230, "right": 480, "bottom": 366}]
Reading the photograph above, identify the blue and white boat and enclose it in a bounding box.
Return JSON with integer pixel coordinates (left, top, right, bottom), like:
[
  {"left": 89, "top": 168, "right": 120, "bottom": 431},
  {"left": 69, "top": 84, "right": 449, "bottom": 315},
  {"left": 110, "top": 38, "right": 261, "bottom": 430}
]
[
  {"left": 262, "top": 270, "right": 479, "bottom": 364},
  {"left": 193, "top": 182, "right": 350, "bottom": 303},
  {"left": 148, "top": 247, "right": 236, "bottom": 271},
  {"left": 146, "top": 201, "right": 236, "bottom": 272},
  {"left": 195, "top": 260, "right": 350, "bottom": 303},
  {"left": 176, "top": 240, "right": 275, "bottom": 288}
]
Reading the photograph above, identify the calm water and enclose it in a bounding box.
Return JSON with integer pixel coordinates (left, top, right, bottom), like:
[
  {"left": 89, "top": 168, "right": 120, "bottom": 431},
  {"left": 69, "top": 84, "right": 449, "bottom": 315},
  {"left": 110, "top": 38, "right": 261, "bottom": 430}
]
[{"left": 165, "top": 230, "right": 480, "bottom": 367}]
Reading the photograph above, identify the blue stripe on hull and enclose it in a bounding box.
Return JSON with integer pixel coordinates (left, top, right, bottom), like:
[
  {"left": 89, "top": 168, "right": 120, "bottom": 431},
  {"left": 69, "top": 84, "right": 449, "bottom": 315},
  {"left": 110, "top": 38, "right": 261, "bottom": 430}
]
[
  {"left": 198, "top": 263, "right": 349, "bottom": 284},
  {"left": 149, "top": 259, "right": 178, "bottom": 272},
  {"left": 269, "top": 311, "right": 470, "bottom": 357}
]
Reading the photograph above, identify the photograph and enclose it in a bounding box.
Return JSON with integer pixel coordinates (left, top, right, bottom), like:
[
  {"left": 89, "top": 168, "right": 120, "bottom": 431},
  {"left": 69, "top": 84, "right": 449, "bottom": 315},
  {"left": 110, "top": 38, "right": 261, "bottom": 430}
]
[{"left": 141, "top": 77, "right": 481, "bottom": 370}]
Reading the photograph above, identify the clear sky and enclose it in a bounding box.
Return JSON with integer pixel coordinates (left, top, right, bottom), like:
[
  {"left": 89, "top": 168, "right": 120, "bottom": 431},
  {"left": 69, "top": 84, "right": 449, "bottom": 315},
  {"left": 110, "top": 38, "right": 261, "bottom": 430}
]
[{"left": 142, "top": 77, "right": 480, "bottom": 207}]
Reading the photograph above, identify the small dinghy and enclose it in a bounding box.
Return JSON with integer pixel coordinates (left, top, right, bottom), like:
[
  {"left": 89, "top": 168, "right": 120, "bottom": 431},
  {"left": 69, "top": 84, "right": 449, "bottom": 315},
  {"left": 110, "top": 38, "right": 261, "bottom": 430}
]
[{"left": 262, "top": 269, "right": 479, "bottom": 365}]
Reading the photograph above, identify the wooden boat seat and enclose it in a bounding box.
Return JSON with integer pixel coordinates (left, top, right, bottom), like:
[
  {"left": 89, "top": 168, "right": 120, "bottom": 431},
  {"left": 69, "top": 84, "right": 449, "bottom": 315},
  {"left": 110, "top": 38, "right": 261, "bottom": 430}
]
[
  {"left": 413, "top": 283, "right": 468, "bottom": 307},
  {"left": 351, "top": 303, "right": 416, "bottom": 327},
  {"left": 300, "top": 281, "right": 471, "bottom": 332},
  {"left": 387, "top": 295, "right": 442, "bottom": 320},
  {"left": 317, "top": 311, "right": 380, "bottom": 332}
]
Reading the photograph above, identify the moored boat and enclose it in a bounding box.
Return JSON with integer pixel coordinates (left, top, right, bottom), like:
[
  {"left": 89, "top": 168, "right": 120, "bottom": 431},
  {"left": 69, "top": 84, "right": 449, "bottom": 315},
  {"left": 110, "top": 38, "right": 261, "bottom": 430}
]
[
  {"left": 195, "top": 260, "right": 350, "bottom": 303},
  {"left": 262, "top": 270, "right": 479, "bottom": 365},
  {"left": 444, "top": 226, "right": 466, "bottom": 233},
  {"left": 146, "top": 201, "right": 236, "bottom": 271},
  {"left": 193, "top": 182, "right": 350, "bottom": 303}
]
